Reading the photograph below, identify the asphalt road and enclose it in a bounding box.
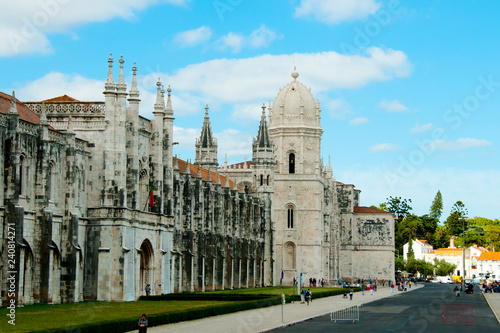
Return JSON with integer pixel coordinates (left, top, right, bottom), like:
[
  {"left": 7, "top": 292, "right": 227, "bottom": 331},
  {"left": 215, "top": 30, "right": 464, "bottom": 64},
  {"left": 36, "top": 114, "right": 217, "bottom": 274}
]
[{"left": 271, "top": 284, "right": 499, "bottom": 333}]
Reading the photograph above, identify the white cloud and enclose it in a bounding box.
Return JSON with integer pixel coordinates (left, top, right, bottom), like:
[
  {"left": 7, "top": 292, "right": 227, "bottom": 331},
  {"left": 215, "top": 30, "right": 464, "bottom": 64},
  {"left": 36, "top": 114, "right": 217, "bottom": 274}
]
[
  {"left": 369, "top": 143, "right": 401, "bottom": 153},
  {"left": 216, "top": 129, "right": 253, "bottom": 157},
  {"left": 328, "top": 99, "right": 352, "bottom": 119},
  {"left": 295, "top": 0, "right": 381, "bottom": 25},
  {"left": 411, "top": 122, "right": 434, "bottom": 133},
  {"left": 378, "top": 99, "right": 408, "bottom": 112},
  {"left": 349, "top": 117, "right": 369, "bottom": 125},
  {"left": 162, "top": 48, "right": 411, "bottom": 104},
  {"left": 0, "top": 0, "right": 189, "bottom": 57},
  {"left": 248, "top": 25, "right": 279, "bottom": 48},
  {"left": 426, "top": 138, "right": 492, "bottom": 151},
  {"left": 217, "top": 25, "right": 279, "bottom": 53},
  {"left": 16, "top": 72, "right": 104, "bottom": 101},
  {"left": 14, "top": 47, "right": 411, "bottom": 119},
  {"left": 174, "top": 26, "right": 212, "bottom": 47},
  {"left": 218, "top": 32, "right": 245, "bottom": 53}
]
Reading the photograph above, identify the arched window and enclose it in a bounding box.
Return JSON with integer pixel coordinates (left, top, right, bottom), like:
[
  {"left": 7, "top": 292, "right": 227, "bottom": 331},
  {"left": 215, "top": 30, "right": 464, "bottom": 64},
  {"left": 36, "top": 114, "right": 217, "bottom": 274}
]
[
  {"left": 260, "top": 175, "right": 264, "bottom": 186},
  {"left": 287, "top": 207, "right": 294, "bottom": 229},
  {"left": 266, "top": 175, "right": 270, "bottom": 186},
  {"left": 289, "top": 153, "right": 295, "bottom": 174}
]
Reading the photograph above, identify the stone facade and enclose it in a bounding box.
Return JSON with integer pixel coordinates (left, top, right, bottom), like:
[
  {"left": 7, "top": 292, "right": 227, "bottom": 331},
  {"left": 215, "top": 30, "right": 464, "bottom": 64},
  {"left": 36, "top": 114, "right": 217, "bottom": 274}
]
[
  {"left": 223, "top": 69, "right": 395, "bottom": 285},
  {"left": 0, "top": 55, "right": 394, "bottom": 306},
  {"left": 0, "top": 55, "right": 273, "bottom": 306}
]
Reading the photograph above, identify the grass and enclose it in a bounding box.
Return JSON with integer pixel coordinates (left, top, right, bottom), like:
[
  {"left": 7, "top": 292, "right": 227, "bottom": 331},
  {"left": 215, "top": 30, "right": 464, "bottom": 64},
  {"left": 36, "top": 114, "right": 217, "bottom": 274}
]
[
  {"left": 0, "top": 300, "right": 234, "bottom": 333},
  {"left": 202, "top": 286, "right": 340, "bottom": 296},
  {"left": 0, "top": 286, "right": 348, "bottom": 332}
]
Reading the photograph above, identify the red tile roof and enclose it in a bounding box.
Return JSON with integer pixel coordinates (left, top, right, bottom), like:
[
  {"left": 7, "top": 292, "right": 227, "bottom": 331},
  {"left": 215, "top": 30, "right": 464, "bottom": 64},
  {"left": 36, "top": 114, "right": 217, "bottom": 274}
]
[
  {"left": 353, "top": 206, "right": 392, "bottom": 214},
  {"left": 223, "top": 160, "right": 252, "bottom": 169},
  {"left": 175, "top": 157, "right": 239, "bottom": 191},
  {"left": 42, "top": 95, "right": 79, "bottom": 102},
  {"left": 478, "top": 252, "right": 500, "bottom": 261},
  {"left": 0, "top": 91, "right": 40, "bottom": 124}
]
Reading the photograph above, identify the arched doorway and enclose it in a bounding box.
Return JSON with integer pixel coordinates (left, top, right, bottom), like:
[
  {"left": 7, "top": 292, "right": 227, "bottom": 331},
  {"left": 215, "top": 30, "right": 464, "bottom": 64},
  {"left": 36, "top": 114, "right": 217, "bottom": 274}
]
[{"left": 140, "top": 239, "right": 154, "bottom": 295}]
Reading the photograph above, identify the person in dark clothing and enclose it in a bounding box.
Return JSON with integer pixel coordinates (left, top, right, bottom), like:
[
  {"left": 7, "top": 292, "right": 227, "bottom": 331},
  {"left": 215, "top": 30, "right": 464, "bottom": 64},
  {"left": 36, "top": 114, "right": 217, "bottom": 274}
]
[{"left": 138, "top": 314, "right": 148, "bottom": 333}]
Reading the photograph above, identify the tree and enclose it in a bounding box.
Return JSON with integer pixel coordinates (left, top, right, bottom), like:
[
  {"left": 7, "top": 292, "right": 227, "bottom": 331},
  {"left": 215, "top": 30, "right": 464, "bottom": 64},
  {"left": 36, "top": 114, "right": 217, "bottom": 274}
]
[
  {"left": 395, "top": 256, "right": 405, "bottom": 272},
  {"left": 395, "top": 214, "right": 423, "bottom": 254},
  {"left": 434, "top": 258, "right": 456, "bottom": 276},
  {"left": 485, "top": 225, "right": 500, "bottom": 251},
  {"left": 385, "top": 196, "right": 413, "bottom": 223},
  {"left": 429, "top": 190, "right": 443, "bottom": 220},
  {"left": 445, "top": 201, "right": 468, "bottom": 237}
]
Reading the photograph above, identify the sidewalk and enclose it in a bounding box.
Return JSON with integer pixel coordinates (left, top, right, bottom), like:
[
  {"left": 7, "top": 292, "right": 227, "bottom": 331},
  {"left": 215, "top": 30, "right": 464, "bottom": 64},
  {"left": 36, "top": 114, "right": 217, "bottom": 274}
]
[
  {"left": 483, "top": 292, "right": 500, "bottom": 324},
  {"left": 140, "top": 285, "right": 423, "bottom": 333}
]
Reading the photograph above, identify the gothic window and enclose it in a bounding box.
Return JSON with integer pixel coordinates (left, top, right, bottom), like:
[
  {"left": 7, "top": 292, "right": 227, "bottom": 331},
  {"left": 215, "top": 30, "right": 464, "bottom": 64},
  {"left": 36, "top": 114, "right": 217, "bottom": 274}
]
[
  {"left": 75, "top": 167, "right": 81, "bottom": 207},
  {"left": 287, "top": 207, "right": 294, "bottom": 229},
  {"left": 266, "top": 175, "right": 270, "bottom": 186},
  {"left": 289, "top": 153, "right": 295, "bottom": 174},
  {"left": 260, "top": 175, "right": 264, "bottom": 186}
]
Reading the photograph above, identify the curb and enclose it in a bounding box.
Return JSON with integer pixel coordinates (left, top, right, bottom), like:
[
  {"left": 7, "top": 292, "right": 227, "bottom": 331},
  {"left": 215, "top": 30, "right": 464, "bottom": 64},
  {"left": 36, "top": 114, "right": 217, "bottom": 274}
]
[
  {"left": 260, "top": 285, "right": 425, "bottom": 332},
  {"left": 483, "top": 293, "right": 500, "bottom": 325}
]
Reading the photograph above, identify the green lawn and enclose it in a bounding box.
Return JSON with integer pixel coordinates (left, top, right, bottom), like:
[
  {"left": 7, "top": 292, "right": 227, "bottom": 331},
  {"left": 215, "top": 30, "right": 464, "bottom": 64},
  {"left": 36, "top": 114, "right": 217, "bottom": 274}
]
[
  {"left": 0, "top": 300, "right": 234, "bottom": 333},
  {"left": 0, "top": 286, "right": 346, "bottom": 332},
  {"left": 202, "top": 286, "right": 340, "bottom": 295}
]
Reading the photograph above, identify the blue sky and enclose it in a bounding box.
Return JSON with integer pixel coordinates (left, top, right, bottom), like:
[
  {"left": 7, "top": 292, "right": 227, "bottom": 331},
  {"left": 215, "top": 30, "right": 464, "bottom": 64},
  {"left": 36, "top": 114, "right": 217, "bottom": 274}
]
[{"left": 1, "top": 0, "right": 500, "bottom": 221}]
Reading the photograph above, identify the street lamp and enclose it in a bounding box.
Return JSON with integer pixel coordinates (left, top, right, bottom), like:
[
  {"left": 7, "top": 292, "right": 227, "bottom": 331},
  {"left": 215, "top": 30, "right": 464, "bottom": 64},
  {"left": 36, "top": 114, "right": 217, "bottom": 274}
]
[{"left": 460, "top": 217, "right": 466, "bottom": 292}]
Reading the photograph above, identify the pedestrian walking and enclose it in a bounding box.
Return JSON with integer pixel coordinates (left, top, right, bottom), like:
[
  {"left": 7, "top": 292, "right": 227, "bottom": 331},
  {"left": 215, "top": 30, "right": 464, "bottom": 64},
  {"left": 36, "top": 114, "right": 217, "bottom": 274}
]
[
  {"left": 138, "top": 314, "right": 148, "bottom": 333},
  {"left": 391, "top": 283, "right": 394, "bottom": 293},
  {"left": 306, "top": 289, "right": 312, "bottom": 305},
  {"left": 349, "top": 288, "right": 353, "bottom": 300},
  {"left": 361, "top": 283, "right": 365, "bottom": 295},
  {"left": 145, "top": 284, "right": 151, "bottom": 296},
  {"left": 370, "top": 284, "right": 373, "bottom": 295}
]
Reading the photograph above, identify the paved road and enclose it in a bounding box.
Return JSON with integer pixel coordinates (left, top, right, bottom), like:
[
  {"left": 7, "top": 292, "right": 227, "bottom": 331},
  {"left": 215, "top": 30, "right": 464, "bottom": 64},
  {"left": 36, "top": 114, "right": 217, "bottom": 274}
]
[{"left": 271, "top": 284, "right": 499, "bottom": 333}]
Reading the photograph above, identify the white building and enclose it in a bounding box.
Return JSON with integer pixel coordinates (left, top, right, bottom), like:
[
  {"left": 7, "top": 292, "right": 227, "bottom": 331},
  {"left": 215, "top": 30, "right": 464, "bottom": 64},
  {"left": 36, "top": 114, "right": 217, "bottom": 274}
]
[
  {"left": 477, "top": 252, "right": 500, "bottom": 281},
  {"left": 403, "top": 239, "right": 433, "bottom": 261}
]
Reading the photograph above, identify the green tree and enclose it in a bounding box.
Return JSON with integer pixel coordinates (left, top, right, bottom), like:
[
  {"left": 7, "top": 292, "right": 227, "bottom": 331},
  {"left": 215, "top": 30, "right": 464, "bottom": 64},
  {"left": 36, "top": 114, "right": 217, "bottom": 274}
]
[
  {"left": 395, "top": 256, "right": 405, "bottom": 272},
  {"left": 434, "top": 225, "right": 449, "bottom": 248},
  {"left": 385, "top": 196, "right": 413, "bottom": 223},
  {"left": 445, "top": 201, "right": 468, "bottom": 237},
  {"left": 429, "top": 190, "right": 443, "bottom": 220},
  {"left": 485, "top": 225, "right": 500, "bottom": 251},
  {"left": 434, "top": 258, "right": 456, "bottom": 276}
]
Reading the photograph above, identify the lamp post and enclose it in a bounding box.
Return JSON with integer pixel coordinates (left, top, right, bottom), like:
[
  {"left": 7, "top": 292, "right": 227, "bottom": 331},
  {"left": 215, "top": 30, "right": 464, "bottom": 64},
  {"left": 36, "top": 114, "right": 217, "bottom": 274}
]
[{"left": 460, "top": 217, "right": 466, "bottom": 292}]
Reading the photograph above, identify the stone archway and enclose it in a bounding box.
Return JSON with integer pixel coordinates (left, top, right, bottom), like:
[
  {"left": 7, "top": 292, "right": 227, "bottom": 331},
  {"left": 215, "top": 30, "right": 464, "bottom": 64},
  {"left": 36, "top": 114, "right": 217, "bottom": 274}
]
[{"left": 140, "top": 239, "right": 154, "bottom": 295}]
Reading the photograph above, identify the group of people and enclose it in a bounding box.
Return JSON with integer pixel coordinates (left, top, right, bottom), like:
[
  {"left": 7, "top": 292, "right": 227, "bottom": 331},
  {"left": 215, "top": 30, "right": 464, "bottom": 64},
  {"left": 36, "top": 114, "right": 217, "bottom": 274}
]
[{"left": 308, "top": 277, "right": 325, "bottom": 287}]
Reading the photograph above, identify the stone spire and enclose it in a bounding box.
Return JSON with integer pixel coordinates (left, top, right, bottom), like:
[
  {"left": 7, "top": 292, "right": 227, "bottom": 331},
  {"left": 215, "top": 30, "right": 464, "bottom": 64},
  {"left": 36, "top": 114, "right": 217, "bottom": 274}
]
[
  {"left": 255, "top": 103, "right": 272, "bottom": 149},
  {"left": 9, "top": 91, "right": 17, "bottom": 114},
  {"left": 326, "top": 155, "right": 333, "bottom": 179},
  {"left": 128, "top": 61, "right": 140, "bottom": 100},
  {"left": 117, "top": 55, "right": 126, "bottom": 90},
  {"left": 165, "top": 85, "right": 173, "bottom": 116},
  {"left": 105, "top": 53, "right": 115, "bottom": 91},
  {"left": 194, "top": 104, "right": 218, "bottom": 171},
  {"left": 154, "top": 78, "right": 164, "bottom": 112}
]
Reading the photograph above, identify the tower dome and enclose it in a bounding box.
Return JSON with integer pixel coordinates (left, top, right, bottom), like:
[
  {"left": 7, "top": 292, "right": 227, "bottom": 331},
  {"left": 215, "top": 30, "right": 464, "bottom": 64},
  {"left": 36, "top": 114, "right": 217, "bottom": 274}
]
[{"left": 270, "top": 68, "right": 320, "bottom": 128}]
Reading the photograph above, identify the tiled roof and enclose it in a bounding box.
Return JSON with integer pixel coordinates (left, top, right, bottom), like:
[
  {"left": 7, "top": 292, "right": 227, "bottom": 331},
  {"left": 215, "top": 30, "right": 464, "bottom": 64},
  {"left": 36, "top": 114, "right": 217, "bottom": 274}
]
[
  {"left": 353, "top": 206, "right": 392, "bottom": 214},
  {"left": 175, "top": 157, "right": 239, "bottom": 191},
  {"left": 223, "top": 160, "right": 252, "bottom": 169},
  {"left": 42, "top": 95, "right": 79, "bottom": 102},
  {"left": 436, "top": 248, "right": 463, "bottom": 252},
  {"left": 478, "top": 252, "right": 500, "bottom": 261},
  {"left": 0, "top": 91, "right": 41, "bottom": 124}
]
